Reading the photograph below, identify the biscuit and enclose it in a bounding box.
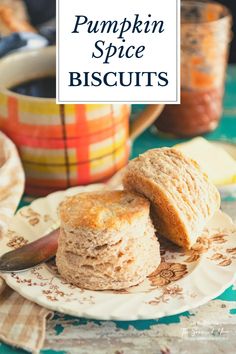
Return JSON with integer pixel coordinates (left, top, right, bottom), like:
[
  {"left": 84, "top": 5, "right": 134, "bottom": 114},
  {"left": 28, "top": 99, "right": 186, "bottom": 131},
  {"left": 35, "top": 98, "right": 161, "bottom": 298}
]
[
  {"left": 123, "top": 148, "right": 221, "bottom": 249},
  {"left": 56, "top": 191, "right": 161, "bottom": 290}
]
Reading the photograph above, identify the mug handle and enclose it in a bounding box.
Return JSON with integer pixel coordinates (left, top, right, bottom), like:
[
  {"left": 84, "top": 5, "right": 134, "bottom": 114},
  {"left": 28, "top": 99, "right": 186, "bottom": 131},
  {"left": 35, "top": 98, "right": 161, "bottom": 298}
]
[{"left": 129, "top": 104, "right": 165, "bottom": 142}]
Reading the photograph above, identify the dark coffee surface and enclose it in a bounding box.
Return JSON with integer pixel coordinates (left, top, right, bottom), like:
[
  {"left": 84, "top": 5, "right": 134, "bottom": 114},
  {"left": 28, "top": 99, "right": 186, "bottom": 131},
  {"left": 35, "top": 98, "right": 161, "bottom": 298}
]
[{"left": 10, "top": 76, "right": 56, "bottom": 98}]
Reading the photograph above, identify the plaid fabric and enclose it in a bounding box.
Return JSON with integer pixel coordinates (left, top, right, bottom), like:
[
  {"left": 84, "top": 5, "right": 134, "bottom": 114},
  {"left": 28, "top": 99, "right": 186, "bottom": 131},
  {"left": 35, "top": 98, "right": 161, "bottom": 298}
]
[
  {"left": 0, "top": 139, "right": 124, "bottom": 353},
  {"left": 0, "top": 284, "right": 52, "bottom": 354},
  {"left": 0, "top": 97, "right": 130, "bottom": 196},
  {"left": 0, "top": 132, "right": 53, "bottom": 353}
]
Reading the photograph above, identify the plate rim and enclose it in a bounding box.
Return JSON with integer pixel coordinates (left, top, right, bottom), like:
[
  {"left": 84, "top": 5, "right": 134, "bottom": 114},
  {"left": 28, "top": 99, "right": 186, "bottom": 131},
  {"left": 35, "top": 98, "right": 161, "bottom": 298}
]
[
  {"left": 1, "top": 185, "right": 236, "bottom": 321},
  {"left": 2, "top": 265, "right": 236, "bottom": 321}
]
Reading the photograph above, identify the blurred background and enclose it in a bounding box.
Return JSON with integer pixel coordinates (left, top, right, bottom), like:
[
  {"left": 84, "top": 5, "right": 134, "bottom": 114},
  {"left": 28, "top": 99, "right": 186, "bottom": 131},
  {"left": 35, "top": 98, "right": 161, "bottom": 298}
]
[
  {"left": 0, "top": 1, "right": 235, "bottom": 60},
  {"left": 186, "top": 0, "right": 236, "bottom": 63},
  {"left": 0, "top": 0, "right": 235, "bottom": 197},
  {"left": 1, "top": 0, "right": 234, "bottom": 60}
]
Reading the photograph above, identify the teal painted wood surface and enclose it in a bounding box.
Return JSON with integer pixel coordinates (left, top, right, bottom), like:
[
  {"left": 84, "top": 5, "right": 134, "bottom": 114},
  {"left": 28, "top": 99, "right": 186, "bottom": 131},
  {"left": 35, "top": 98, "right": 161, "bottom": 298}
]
[{"left": 0, "top": 66, "right": 236, "bottom": 354}]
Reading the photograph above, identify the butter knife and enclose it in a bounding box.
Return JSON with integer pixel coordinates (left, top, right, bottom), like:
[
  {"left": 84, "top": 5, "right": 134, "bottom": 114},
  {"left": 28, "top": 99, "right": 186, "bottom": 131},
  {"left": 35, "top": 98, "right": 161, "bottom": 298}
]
[{"left": 0, "top": 228, "right": 59, "bottom": 272}]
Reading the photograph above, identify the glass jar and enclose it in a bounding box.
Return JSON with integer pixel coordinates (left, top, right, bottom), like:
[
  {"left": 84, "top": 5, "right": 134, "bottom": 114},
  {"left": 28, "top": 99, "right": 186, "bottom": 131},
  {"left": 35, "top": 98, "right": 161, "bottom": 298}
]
[{"left": 156, "top": 1, "right": 232, "bottom": 137}]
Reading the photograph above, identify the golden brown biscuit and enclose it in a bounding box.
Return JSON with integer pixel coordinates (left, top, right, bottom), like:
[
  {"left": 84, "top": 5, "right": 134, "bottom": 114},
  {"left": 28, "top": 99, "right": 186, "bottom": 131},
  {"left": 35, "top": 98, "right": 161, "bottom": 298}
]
[
  {"left": 56, "top": 191, "right": 161, "bottom": 290},
  {"left": 123, "top": 148, "right": 221, "bottom": 249}
]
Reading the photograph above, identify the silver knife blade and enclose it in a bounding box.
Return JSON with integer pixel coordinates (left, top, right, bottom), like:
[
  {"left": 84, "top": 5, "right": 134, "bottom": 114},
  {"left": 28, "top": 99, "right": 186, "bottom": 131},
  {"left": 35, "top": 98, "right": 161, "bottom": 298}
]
[{"left": 0, "top": 228, "right": 59, "bottom": 272}]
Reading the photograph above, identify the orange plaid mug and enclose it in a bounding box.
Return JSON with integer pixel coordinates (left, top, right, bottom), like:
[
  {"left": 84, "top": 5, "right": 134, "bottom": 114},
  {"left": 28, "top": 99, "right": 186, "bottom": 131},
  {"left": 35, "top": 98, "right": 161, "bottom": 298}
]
[{"left": 0, "top": 47, "right": 163, "bottom": 196}]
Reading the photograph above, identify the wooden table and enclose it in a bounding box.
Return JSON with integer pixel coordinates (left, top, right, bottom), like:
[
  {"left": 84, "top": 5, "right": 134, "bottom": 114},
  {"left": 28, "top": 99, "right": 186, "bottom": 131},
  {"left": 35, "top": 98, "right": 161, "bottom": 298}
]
[{"left": 1, "top": 66, "right": 236, "bottom": 354}]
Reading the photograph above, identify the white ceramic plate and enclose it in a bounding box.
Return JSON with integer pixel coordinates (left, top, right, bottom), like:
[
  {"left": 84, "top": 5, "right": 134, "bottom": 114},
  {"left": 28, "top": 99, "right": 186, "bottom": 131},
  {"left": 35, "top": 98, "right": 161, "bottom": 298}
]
[{"left": 1, "top": 184, "right": 236, "bottom": 321}]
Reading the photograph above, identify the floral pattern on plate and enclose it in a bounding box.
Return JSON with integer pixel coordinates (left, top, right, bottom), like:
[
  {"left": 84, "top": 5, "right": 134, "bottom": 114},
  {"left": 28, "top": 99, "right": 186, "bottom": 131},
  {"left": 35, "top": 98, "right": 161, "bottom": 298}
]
[{"left": 0, "top": 184, "right": 236, "bottom": 320}]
